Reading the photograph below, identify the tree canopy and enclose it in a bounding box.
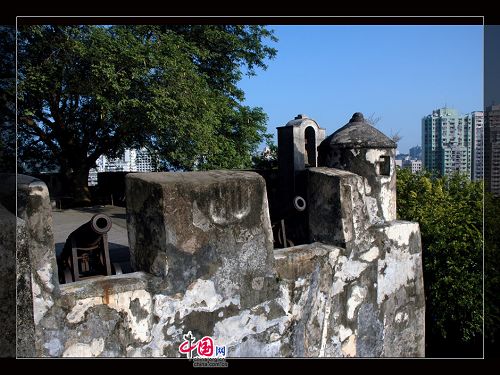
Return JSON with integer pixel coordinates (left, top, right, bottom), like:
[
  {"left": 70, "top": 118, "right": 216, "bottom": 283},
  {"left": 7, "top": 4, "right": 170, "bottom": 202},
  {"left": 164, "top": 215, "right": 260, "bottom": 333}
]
[
  {"left": 396, "top": 168, "right": 483, "bottom": 356},
  {"left": 485, "top": 192, "right": 500, "bottom": 356},
  {"left": 17, "top": 25, "right": 277, "bottom": 203},
  {"left": 0, "top": 25, "right": 15, "bottom": 174}
]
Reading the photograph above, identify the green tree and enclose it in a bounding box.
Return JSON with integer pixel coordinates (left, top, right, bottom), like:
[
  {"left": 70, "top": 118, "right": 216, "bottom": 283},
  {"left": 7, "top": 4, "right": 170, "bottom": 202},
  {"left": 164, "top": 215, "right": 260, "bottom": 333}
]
[
  {"left": 0, "top": 25, "right": 15, "bottom": 174},
  {"left": 17, "top": 25, "right": 277, "bottom": 204},
  {"left": 485, "top": 192, "right": 500, "bottom": 356},
  {"left": 396, "top": 168, "right": 483, "bottom": 356}
]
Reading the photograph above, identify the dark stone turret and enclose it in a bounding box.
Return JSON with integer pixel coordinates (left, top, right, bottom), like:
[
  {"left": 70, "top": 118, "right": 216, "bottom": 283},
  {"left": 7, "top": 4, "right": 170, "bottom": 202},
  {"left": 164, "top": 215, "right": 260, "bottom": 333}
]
[
  {"left": 318, "top": 112, "right": 397, "bottom": 223},
  {"left": 318, "top": 112, "right": 396, "bottom": 151}
]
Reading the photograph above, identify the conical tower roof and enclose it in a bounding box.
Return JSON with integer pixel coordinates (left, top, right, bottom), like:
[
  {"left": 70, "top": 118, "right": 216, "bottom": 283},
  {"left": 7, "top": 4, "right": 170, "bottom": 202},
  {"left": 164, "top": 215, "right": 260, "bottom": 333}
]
[{"left": 319, "top": 112, "right": 396, "bottom": 149}]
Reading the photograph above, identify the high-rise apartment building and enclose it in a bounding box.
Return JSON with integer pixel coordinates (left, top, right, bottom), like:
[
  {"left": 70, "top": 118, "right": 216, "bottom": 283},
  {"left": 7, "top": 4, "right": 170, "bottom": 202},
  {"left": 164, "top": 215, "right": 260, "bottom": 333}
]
[
  {"left": 97, "top": 149, "right": 137, "bottom": 173},
  {"left": 88, "top": 148, "right": 157, "bottom": 186},
  {"left": 135, "top": 148, "right": 157, "bottom": 172},
  {"left": 409, "top": 145, "right": 422, "bottom": 160},
  {"left": 422, "top": 107, "right": 473, "bottom": 178},
  {"left": 485, "top": 104, "right": 500, "bottom": 196},
  {"left": 465, "top": 111, "right": 484, "bottom": 181}
]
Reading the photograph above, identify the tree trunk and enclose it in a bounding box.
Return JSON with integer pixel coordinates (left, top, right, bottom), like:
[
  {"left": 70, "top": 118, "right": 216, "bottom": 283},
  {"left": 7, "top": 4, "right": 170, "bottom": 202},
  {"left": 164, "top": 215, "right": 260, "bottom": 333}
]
[{"left": 64, "top": 166, "right": 92, "bottom": 206}]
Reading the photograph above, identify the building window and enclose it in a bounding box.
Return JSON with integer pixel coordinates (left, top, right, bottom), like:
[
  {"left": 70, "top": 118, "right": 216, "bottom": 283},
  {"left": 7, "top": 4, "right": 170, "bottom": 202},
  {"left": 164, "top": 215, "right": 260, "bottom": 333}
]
[{"left": 379, "top": 156, "right": 390, "bottom": 176}]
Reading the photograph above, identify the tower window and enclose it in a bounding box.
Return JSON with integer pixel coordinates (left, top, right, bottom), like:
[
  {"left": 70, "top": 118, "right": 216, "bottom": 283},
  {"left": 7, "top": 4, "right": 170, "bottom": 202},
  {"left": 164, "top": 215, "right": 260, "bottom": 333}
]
[
  {"left": 379, "top": 156, "right": 390, "bottom": 176},
  {"left": 304, "top": 126, "right": 317, "bottom": 167}
]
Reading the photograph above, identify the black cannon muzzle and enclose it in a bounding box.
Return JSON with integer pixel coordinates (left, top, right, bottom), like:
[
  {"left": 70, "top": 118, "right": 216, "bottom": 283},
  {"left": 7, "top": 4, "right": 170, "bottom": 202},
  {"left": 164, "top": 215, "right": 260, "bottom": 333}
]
[{"left": 91, "top": 213, "right": 112, "bottom": 234}]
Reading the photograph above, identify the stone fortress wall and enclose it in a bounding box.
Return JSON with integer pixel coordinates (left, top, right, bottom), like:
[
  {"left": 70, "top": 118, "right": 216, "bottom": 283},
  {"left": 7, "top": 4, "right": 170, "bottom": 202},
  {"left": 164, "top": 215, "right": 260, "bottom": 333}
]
[{"left": 12, "top": 113, "right": 425, "bottom": 357}]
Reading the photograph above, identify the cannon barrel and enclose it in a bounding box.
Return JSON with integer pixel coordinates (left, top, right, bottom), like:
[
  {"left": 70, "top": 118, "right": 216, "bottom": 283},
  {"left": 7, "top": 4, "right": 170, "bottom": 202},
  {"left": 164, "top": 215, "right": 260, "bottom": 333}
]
[
  {"left": 61, "top": 214, "right": 112, "bottom": 257},
  {"left": 68, "top": 213, "right": 112, "bottom": 245},
  {"left": 59, "top": 213, "right": 114, "bottom": 283}
]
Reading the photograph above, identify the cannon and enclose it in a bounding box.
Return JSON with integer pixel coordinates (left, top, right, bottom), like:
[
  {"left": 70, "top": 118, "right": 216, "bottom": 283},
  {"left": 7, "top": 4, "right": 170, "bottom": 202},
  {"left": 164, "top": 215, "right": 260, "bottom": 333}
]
[
  {"left": 59, "top": 213, "right": 122, "bottom": 283},
  {"left": 272, "top": 195, "right": 308, "bottom": 248}
]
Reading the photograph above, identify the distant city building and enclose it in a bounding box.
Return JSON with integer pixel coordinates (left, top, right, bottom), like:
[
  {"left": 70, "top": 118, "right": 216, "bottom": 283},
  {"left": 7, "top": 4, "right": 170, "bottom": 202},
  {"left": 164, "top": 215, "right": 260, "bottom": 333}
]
[
  {"left": 135, "top": 148, "right": 157, "bottom": 172},
  {"left": 465, "top": 111, "right": 484, "bottom": 181},
  {"left": 422, "top": 107, "right": 473, "bottom": 178},
  {"left": 403, "top": 159, "right": 422, "bottom": 174},
  {"left": 88, "top": 170, "right": 98, "bottom": 186},
  {"left": 98, "top": 149, "right": 137, "bottom": 172},
  {"left": 409, "top": 145, "right": 422, "bottom": 160},
  {"left": 396, "top": 151, "right": 422, "bottom": 173},
  {"left": 88, "top": 148, "right": 157, "bottom": 186},
  {"left": 485, "top": 104, "right": 500, "bottom": 196},
  {"left": 395, "top": 153, "right": 410, "bottom": 161}
]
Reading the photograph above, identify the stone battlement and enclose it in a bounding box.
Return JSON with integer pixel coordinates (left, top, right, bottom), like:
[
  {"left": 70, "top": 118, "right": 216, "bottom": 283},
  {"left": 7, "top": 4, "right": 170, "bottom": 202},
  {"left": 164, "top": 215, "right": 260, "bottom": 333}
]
[{"left": 14, "top": 113, "right": 425, "bottom": 357}]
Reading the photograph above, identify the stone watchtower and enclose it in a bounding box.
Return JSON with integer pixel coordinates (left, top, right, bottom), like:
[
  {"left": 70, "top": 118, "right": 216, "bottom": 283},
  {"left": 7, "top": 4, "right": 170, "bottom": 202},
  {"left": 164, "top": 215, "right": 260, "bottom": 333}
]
[
  {"left": 277, "top": 114, "right": 326, "bottom": 212},
  {"left": 275, "top": 115, "right": 326, "bottom": 245},
  {"left": 318, "top": 112, "right": 397, "bottom": 223},
  {"left": 277, "top": 114, "right": 326, "bottom": 171}
]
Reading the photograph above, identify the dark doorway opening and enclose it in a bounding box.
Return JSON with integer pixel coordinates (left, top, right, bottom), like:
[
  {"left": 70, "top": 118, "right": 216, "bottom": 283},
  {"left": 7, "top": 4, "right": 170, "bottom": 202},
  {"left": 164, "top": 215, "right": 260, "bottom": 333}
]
[{"left": 305, "top": 126, "right": 317, "bottom": 167}]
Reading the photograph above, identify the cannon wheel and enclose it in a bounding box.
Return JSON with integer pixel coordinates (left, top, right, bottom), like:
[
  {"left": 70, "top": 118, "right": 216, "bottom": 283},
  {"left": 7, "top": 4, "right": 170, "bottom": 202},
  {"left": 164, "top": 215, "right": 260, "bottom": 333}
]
[
  {"left": 276, "top": 220, "right": 294, "bottom": 248},
  {"left": 112, "top": 262, "right": 122, "bottom": 275}
]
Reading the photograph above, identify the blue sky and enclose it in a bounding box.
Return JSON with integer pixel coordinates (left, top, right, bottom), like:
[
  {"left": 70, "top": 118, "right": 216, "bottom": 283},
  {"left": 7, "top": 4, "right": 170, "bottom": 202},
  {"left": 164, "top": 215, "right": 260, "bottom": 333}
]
[{"left": 239, "top": 25, "right": 483, "bottom": 154}]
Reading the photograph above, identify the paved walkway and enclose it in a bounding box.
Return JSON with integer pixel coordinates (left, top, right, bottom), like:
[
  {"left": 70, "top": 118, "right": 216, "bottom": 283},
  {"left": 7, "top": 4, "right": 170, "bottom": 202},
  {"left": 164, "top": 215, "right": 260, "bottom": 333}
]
[{"left": 52, "top": 205, "right": 132, "bottom": 273}]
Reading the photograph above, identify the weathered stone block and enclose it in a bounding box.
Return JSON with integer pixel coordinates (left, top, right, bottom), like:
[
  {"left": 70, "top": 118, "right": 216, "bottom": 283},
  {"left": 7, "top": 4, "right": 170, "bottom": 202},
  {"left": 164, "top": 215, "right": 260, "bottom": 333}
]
[
  {"left": 16, "top": 216, "right": 36, "bottom": 357},
  {"left": 0, "top": 169, "right": 16, "bottom": 359},
  {"left": 16, "top": 174, "right": 59, "bottom": 357},
  {"left": 370, "top": 220, "right": 425, "bottom": 357},
  {"left": 0, "top": 203, "right": 16, "bottom": 357},
  {"left": 275, "top": 243, "right": 342, "bottom": 357},
  {"left": 307, "top": 168, "right": 371, "bottom": 251},
  {"left": 319, "top": 148, "right": 397, "bottom": 223},
  {"left": 126, "top": 171, "right": 276, "bottom": 306}
]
